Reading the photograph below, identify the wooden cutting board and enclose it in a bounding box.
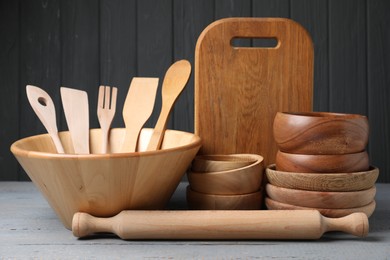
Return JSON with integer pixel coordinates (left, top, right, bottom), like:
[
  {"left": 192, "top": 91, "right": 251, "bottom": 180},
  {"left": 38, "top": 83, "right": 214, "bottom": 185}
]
[{"left": 195, "top": 18, "right": 313, "bottom": 166}]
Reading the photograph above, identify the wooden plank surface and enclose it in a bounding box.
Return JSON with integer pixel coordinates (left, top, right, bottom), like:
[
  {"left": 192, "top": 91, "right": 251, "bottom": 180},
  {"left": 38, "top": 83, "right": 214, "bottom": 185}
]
[
  {"left": 0, "top": 0, "right": 19, "bottom": 180},
  {"left": 173, "top": 0, "right": 215, "bottom": 132},
  {"left": 367, "top": 0, "right": 390, "bottom": 183},
  {"left": 329, "top": 0, "right": 367, "bottom": 115},
  {"left": 291, "top": 0, "right": 329, "bottom": 112},
  {"left": 19, "top": 0, "right": 61, "bottom": 180},
  {"left": 137, "top": 0, "right": 173, "bottom": 129},
  {"left": 100, "top": 0, "right": 137, "bottom": 128},
  {"left": 0, "top": 182, "right": 390, "bottom": 257},
  {"left": 0, "top": 0, "right": 390, "bottom": 182},
  {"left": 61, "top": 0, "right": 100, "bottom": 130}
]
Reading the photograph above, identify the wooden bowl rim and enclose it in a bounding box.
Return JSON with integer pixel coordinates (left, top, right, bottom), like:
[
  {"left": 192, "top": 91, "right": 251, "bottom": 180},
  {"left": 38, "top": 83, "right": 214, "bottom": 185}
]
[
  {"left": 186, "top": 185, "right": 263, "bottom": 198},
  {"left": 266, "top": 183, "right": 376, "bottom": 196},
  {"left": 277, "top": 150, "right": 368, "bottom": 159},
  {"left": 267, "top": 164, "right": 379, "bottom": 177},
  {"left": 190, "top": 154, "right": 264, "bottom": 175},
  {"left": 265, "top": 197, "right": 376, "bottom": 212},
  {"left": 277, "top": 111, "right": 368, "bottom": 119},
  {"left": 266, "top": 164, "right": 379, "bottom": 191},
  {"left": 10, "top": 128, "right": 202, "bottom": 160}
]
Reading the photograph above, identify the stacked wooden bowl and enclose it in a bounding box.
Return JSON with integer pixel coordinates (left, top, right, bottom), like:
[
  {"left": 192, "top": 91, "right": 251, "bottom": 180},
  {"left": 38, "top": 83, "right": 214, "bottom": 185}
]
[
  {"left": 266, "top": 112, "right": 378, "bottom": 217},
  {"left": 186, "top": 154, "right": 264, "bottom": 210}
]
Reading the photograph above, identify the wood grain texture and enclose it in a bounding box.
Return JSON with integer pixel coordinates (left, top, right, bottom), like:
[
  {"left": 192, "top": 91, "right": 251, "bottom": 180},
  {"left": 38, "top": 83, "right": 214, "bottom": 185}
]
[
  {"left": 195, "top": 18, "right": 313, "bottom": 166},
  {"left": 266, "top": 165, "right": 379, "bottom": 192},
  {"left": 1, "top": 1, "right": 390, "bottom": 182},
  {"left": 173, "top": 0, "right": 214, "bottom": 132},
  {"left": 367, "top": 0, "right": 390, "bottom": 183},
  {"left": 61, "top": 0, "right": 99, "bottom": 130},
  {"left": 0, "top": 0, "right": 19, "bottom": 180},
  {"left": 100, "top": 0, "right": 137, "bottom": 128},
  {"left": 72, "top": 210, "right": 369, "bottom": 239},
  {"left": 291, "top": 0, "right": 329, "bottom": 112},
  {"left": 329, "top": 0, "right": 367, "bottom": 115},
  {"left": 266, "top": 184, "right": 376, "bottom": 209},
  {"left": 137, "top": 0, "right": 173, "bottom": 129},
  {"left": 10, "top": 128, "right": 201, "bottom": 229},
  {"left": 265, "top": 197, "right": 376, "bottom": 218},
  {"left": 19, "top": 0, "right": 61, "bottom": 180}
]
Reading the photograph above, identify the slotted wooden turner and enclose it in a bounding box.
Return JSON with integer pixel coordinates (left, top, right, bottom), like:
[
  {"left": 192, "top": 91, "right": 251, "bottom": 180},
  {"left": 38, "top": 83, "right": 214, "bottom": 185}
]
[{"left": 195, "top": 18, "right": 314, "bottom": 166}]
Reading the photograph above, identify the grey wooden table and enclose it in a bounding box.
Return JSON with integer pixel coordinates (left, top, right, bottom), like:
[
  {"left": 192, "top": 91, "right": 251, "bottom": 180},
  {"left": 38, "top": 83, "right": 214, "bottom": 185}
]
[{"left": 1, "top": 182, "right": 389, "bottom": 259}]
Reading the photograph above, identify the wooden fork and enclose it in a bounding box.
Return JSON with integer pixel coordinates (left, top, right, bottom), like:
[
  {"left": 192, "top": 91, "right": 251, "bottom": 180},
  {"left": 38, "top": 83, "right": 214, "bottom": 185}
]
[{"left": 97, "top": 86, "right": 118, "bottom": 153}]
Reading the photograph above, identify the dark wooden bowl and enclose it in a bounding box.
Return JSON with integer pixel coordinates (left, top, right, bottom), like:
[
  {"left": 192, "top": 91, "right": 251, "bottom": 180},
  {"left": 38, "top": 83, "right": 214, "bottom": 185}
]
[
  {"left": 273, "top": 112, "right": 369, "bottom": 154},
  {"left": 275, "top": 150, "right": 369, "bottom": 173}
]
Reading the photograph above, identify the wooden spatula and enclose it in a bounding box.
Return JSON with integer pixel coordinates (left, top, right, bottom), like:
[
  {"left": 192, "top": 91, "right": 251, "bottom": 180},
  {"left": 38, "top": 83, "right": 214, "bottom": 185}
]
[
  {"left": 61, "top": 87, "right": 90, "bottom": 154},
  {"left": 120, "top": 77, "right": 158, "bottom": 153},
  {"left": 26, "top": 85, "right": 65, "bottom": 153},
  {"left": 146, "top": 60, "right": 191, "bottom": 151}
]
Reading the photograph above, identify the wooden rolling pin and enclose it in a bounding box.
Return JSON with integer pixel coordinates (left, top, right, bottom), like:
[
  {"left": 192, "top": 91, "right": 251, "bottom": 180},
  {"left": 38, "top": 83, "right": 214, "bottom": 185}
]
[{"left": 72, "top": 210, "right": 368, "bottom": 239}]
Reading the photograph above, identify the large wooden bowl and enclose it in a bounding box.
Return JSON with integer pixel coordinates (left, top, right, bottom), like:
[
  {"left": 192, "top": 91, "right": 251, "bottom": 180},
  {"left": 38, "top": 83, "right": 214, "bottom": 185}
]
[
  {"left": 266, "top": 165, "right": 379, "bottom": 192},
  {"left": 188, "top": 154, "right": 264, "bottom": 195},
  {"left": 265, "top": 197, "right": 376, "bottom": 218},
  {"left": 186, "top": 186, "right": 263, "bottom": 210},
  {"left": 276, "top": 150, "right": 369, "bottom": 173},
  {"left": 266, "top": 184, "right": 376, "bottom": 209},
  {"left": 11, "top": 128, "right": 201, "bottom": 229},
  {"left": 273, "top": 112, "right": 369, "bottom": 154}
]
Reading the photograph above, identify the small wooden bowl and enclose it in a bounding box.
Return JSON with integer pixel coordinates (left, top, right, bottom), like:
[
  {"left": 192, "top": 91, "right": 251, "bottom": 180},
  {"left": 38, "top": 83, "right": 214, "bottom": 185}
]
[
  {"left": 186, "top": 186, "right": 263, "bottom": 210},
  {"left": 273, "top": 112, "right": 369, "bottom": 154},
  {"left": 188, "top": 154, "right": 264, "bottom": 195},
  {"left": 266, "top": 184, "right": 376, "bottom": 209},
  {"left": 276, "top": 150, "right": 369, "bottom": 173},
  {"left": 191, "top": 154, "right": 257, "bottom": 172},
  {"left": 265, "top": 197, "right": 376, "bottom": 218},
  {"left": 11, "top": 128, "right": 201, "bottom": 229},
  {"left": 266, "top": 164, "right": 379, "bottom": 192}
]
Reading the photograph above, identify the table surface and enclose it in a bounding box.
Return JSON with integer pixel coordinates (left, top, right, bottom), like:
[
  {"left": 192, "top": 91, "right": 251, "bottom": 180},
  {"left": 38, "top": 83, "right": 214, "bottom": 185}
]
[{"left": 1, "top": 182, "right": 389, "bottom": 259}]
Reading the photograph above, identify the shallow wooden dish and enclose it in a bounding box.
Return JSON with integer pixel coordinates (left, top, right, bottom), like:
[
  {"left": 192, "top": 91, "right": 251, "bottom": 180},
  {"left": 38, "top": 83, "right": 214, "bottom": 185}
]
[
  {"left": 273, "top": 112, "right": 369, "bottom": 154},
  {"left": 188, "top": 154, "right": 264, "bottom": 195},
  {"left": 191, "top": 154, "right": 257, "bottom": 172},
  {"left": 265, "top": 197, "right": 376, "bottom": 218},
  {"left": 276, "top": 150, "right": 369, "bottom": 173},
  {"left": 266, "top": 184, "right": 376, "bottom": 209},
  {"left": 186, "top": 186, "right": 263, "bottom": 210},
  {"left": 266, "top": 164, "right": 379, "bottom": 192},
  {"left": 11, "top": 128, "right": 201, "bottom": 229}
]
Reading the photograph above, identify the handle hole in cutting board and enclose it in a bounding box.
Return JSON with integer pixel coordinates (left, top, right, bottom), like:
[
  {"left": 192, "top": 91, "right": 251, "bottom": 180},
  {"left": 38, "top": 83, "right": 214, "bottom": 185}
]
[{"left": 231, "top": 37, "right": 278, "bottom": 48}]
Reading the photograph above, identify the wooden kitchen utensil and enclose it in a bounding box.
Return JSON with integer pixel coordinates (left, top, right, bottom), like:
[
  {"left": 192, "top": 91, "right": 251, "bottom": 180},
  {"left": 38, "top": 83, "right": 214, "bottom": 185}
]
[
  {"left": 195, "top": 18, "right": 313, "bottom": 166},
  {"left": 61, "top": 87, "right": 90, "bottom": 154},
  {"left": 72, "top": 210, "right": 368, "bottom": 239},
  {"left": 26, "top": 85, "right": 64, "bottom": 153},
  {"left": 146, "top": 60, "right": 191, "bottom": 151},
  {"left": 97, "top": 86, "right": 117, "bottom": 154},
  {"left": 120, "top": 77, "right": 158, "bottom": 153}
]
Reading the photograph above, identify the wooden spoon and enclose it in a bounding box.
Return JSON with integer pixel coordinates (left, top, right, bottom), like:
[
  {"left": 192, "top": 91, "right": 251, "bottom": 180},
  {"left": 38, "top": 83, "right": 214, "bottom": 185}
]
[
  {"left": 146, "top": 60, "right": 191, "bottom": 151},
  {"left": 120, "top": 77, "right": 159, "bottom": 153},
  {"left": 26, "top": 85, "right": 64, "bottom": 153},
  {"left": 61, "top": 87, "right": 90, "bottom": 154}
]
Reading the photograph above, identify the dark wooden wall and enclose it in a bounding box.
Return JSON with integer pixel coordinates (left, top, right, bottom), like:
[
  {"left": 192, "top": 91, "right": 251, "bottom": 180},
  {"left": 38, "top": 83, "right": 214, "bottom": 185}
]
[{"left": 1, "top": 0, "right": 389, "bottom": 182}]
